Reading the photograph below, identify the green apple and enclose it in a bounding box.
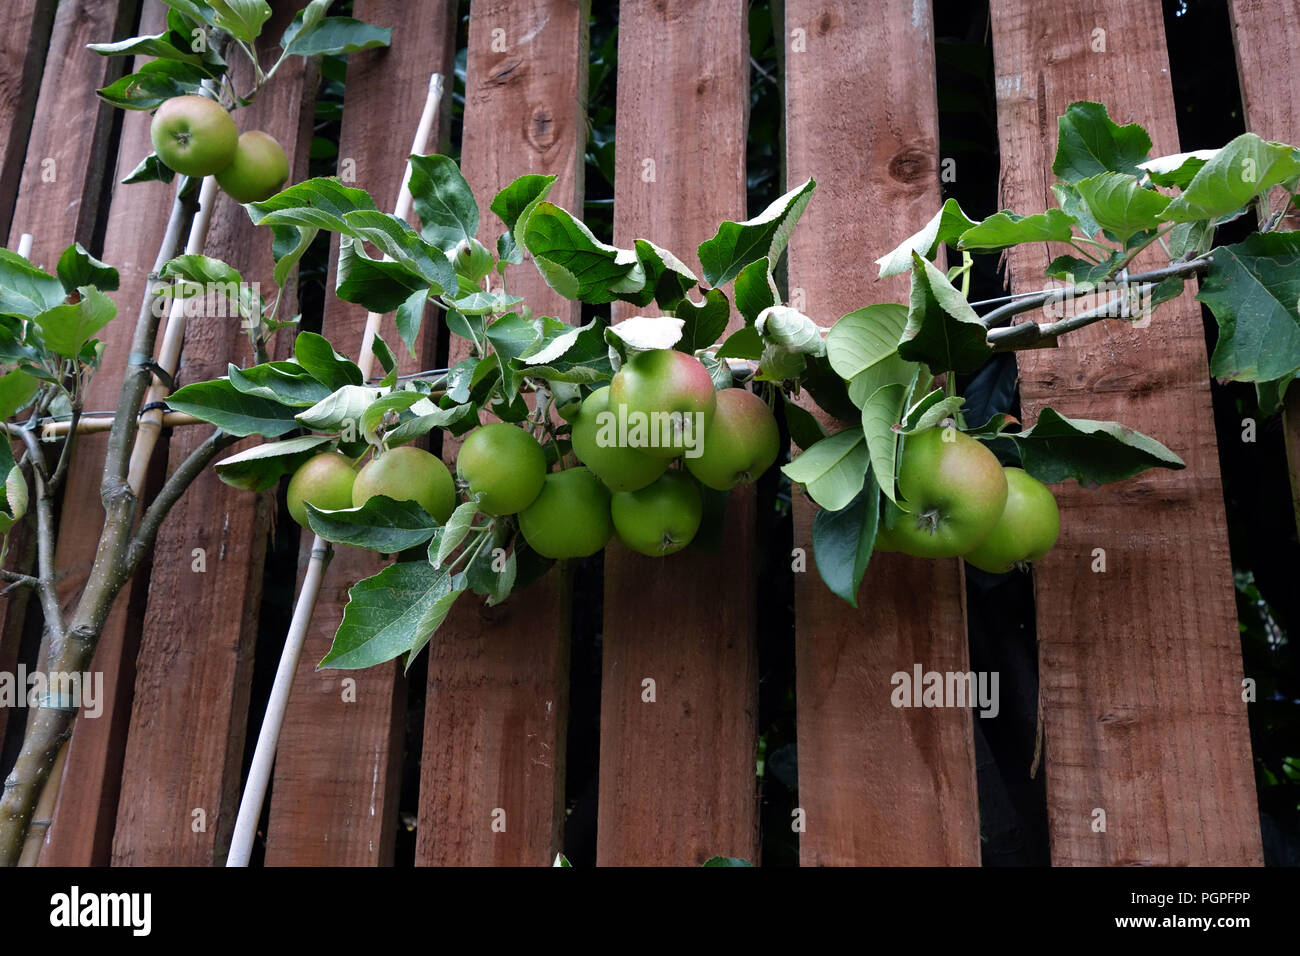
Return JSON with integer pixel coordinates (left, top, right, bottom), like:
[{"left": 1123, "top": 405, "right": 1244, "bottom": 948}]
[
  {"left": 287, "top": 451, "right": 357, "bottom": 527},
  {"left": 610, "top": 469, "right": 703, "bottom": 557},
  {"left": 963, "top": 467, "right": 1060, "bottom": 573},
  {"left": 571, "top": 386, "right": 668, "bottom": 492},
  {"left": 685, "top": 387, "right": 779, "bottom": 490},
  {"left": 215, "top": 130, "right": 289, "bottom": 203},
  {"left": 446, "top": 237, "right": 494, "bottom": 283},
  {"left": 518, "top": 467, "right": 613, "bottom": 559},
  {"left": 608, "top": 348, "right": 717, "bottom": 459},
  {"left": 352, "top": 445, "right": 456, "bottom": 523},
  {"left": 456, "top": 422, "right": 547, "bottom": 516},
  {"left": 885, "top": 428, "right": 1008, "bottom": 559},
  {"left": 150, "top": 94, "right": 239, "bottom": 177}
]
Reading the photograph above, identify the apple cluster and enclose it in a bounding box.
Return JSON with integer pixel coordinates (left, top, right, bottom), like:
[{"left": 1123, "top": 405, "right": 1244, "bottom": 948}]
[
  {"left": 284, "top": 349, "right": 781, "bottom": 562},
  {"left": 874, "top": 428, "right": 1061, "bottom": 573},
  {"left": 150, "top": 95, "right": 289, "bottom": 202}
]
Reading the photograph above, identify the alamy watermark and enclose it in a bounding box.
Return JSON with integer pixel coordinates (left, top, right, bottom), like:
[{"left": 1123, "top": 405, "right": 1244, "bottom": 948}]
[
  {"left": 891, "top": 664, "right": 999, "bottom": 718},
  {"left": 150, "top": 279, "right": 261, "bottom": 330},
  {"left": 0, "top": 666, "right": 103, "bottom": 718},
  {"left": 593, "top": 407, "right": 706, "bottom": 458}
]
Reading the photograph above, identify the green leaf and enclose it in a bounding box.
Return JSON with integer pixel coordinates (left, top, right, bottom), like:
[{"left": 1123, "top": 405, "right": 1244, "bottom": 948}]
[
  {"left": 464, "top": 527, "right": 515, "bottom": 606},
  {"left": 450, "top": 291, "right": 523, "bottom": 316},
  {"left": 320, "top": 562, "right": 464, "bottom": 670},
  {"left": 523, "top": 202, "right": 643, "bottom": 303},
  {"left": 0, "top": 250, "right": 66, "bottom": 319},
  {"left": 282, "top": 13, "right": 390, "bottom": 57},
  {"left": 407, "top": 154, "right": 479, "bottom": 250},
  {"left": 97, "top": 58, "right": 206, "bottom": 110},
  {"left": 733, "top": 257, "right": 778, "bottom": 324},
  {"left": 1161, "top": 134, "right": 1300, "bottom": 223},
  {"left": 209, "top": 0, "right": 272, "bottom": 44},
  {"left": 631, "top": 239, "right": 698, "bottom": 311},
  {"left": 491, "top": 174, "right": 556, "bottom": 233},
  {"left": 827, "top": 303, "right": 915, "bottom": 406},
  {"left": 1074, "top": 172, "right": 1171, "bottom": 243},
  {"left": 306, "top": 495, "right": 445, "bottom": 552},
  {"left": 606, "top": 316, "right": 684, "bottom": 352},
  {"left": 247, "top": 177, "right": 378, "bottom": 234},
  {"left": 957, "top": 208, "right": 1077, "bottom": 252},
  {"left": 1167, "top": 220, "right": 1214, "bottom": 261},
  {"left": 1196, "top": 231, "right": 1300, "bottom": 383},
  {"left": 1052, "top": 101, "right": 1152, "bottom": 184},
  {"left": 122, "top": 152, "right": 176, "bottom": 185},
  {"left": 697, "top": 178, "right": 815, "bottom": 287},
  {"left": 1044, "top": 251, "right": 1123, "bottom": 287},
  {"left": 32, "top": 287, "right": 116, "bottom": 359},
  {"left": 213, "top": 434, "right": 333, "bottom": 491},
  {"left": 433, "top": 502, "right": 479, "bottom": 569},
  {"left": 1140, "top": 149, "right": 1217, "bottom": 189},
  {"left": 296, "top": 384, "right": 381, "bottom": 431},
  {"left": 812, "top": 477, "right": 879, "bottom": 608},
  {"left": 774, "top": 398, "right": 819, "bottom": 455},
  {"left": 0, "top": 369, "right": 40, "bottom": 421},
  {"left": 1009, "top": 407, "right": 1185, "bottom": 485},
  {"left": 876, "top": 198, "right": 977, "bottom": 278},
  {"left": 342, "top": 209, "right": 457, "bottom": 293},
  {"left": 781, "top": 427, "right": 870, "bottom": 511},
  {"left": 335, "top": 235, "right": 428, "bottom": 313},
  {"left": 701, "top": 857, "right": 754, "bottom": 867},
  {"left": 716, "top": 325, "right": 762, "bottom": 360},
  {"left": 898, "top": 387, "right": 963, "bottom": 434},
  {"left": 294, "top": 331, "right": 364, "bottom": 391},
  {"left": 396, "top": 289, "right": 429, "bottom": 358},
  {"left": 860, "top": 375, "right": 916, "bottom": 503},
  {"left": 384, "top": 401, "right": 474, "bottom": 446},
  {"left": 898, "top": 253, "right": 992, "bottom": 374},
  {"left": 675, "top": 288, "right": 729, "bottom": 353},
  {"left": 228, "top": 361, "right": 331, "bottom": 407},
  {"left": 56, "top": 244, "right": 118, "bottom": 294},
  {"left": 168, "top": 378, "right": 300, "bottom": 437},
  {"left": 87, "top": 31, "right": 218, "bottom": 76},
  {"left": 1256, "top": 374, "right": 1294, "bottom": 417},
  {"left": 359, "top": 390, "right": 423, "bottom": 443},
  {"left": 520, "top": 317, "right": 612, "bottom": 384}
]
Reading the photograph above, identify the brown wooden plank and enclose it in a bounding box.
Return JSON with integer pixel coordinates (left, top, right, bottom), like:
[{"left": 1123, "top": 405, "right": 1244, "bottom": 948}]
[
  {"left": 783, "top": 0, "right": 980, "bottom": 866},
  {"left": 594, "top": 0, "right": 758, "bottom": 868},
  {"left": 1228, "top": 0, "right": 1300, "bottom": 537},
  {"left": 111, "top": 0, "right": 317, "bottom": 867},
  {"left": 0, "top": 0, "right": 138, "bottom": 791},
  {"left": 989, "top": 0, "right": 1262, "bottom": 865},
  {"left": 414, "top": 0, "right": 586, "bottom": 867},
  {"left": 0, "top": 0, "right": 56, "bottom": 243},
  {"left": 33, "top": 0, "right": 178, "bottom": 867},
  {"left": 264, "top": 0, "right": 457, "bottom": 866}
]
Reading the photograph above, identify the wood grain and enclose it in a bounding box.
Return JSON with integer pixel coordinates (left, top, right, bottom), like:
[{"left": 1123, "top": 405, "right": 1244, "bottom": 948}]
[
  {"left": 989, "top": 0, "right": 1262, "bottom": 865},
  {"left": 415, "top": 0, "right": 587, "bottom": 867},
  {"left": 111, "top": 0, "right": 316, "bottom": 867},
  {"left": 1228, "top": 0, "right": 1300, "bottom": 537},
  {"left": 34, "top": 0, "right": 174, "bottom": 867},
  {"left": 0, "top": 0, "right": 56, "bottom": 243},
  {"left": 594, "top": 0, "right": 759, "bottom": 868},
  {"left": 264, "top": 0, "right": 457, "bottom": 867},
  {"left": 783, "top": 0, "right": 980, "bottom": 866}
]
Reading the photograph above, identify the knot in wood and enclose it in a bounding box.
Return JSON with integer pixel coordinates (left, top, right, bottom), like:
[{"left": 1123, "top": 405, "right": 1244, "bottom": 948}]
[
  {"left": 887, "top": 149, "right": 931, "bottom": 185},
  {"left": 526, "top": 106, "right": 558, "bottom": 151}
]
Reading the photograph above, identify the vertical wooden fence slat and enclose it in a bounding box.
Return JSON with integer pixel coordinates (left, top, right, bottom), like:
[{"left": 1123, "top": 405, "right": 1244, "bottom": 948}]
[
  {"left": 0, "top": 0, "right": 57, "bottom": 243},
  {"left": 1228, "top": 0, "right": 1300, "bottom": 537},
  {"left": 414, "top": 0, "right": 586, "bottom": 867},
  {"left": 989, "top": 0, "right": 1262, "bottom": 866},
  {"left": 35, "top": 0, "right": 177, "bottom": 867},
  {"left": 0, "top": 0, "right": 137, "bottom": 755},
  {"left": 595, "top": 0, "right": 759, "bottom": 868},
  {"left": 783, "top": 0, "right": 980, "bottom": 866},
  {"left": 111, "top": 0, "right": 317, "bottom": 866},
  {"left": 264, "top": 0, "right": 457, "bottom": 867}
]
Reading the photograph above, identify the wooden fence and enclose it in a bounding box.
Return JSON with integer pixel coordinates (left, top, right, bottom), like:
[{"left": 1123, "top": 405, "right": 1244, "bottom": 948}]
[{"left": 0, "top": 0, "right": 1279, "bottom": 866}]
